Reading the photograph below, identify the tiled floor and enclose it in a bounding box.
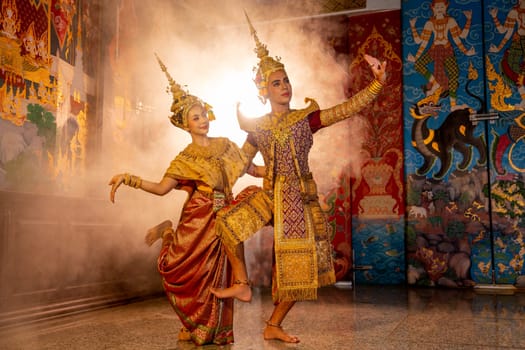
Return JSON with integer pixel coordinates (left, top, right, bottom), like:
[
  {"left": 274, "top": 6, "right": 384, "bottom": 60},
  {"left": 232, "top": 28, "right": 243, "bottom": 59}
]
[{"left": 1, "top": 285, "right": 524, "bottom": 350}]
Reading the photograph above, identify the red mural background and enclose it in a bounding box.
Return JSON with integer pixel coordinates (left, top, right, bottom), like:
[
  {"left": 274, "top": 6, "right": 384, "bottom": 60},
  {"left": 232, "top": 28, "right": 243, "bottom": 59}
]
[
  {"left": 320, "top": 10, "right": 404, "bottom": 282},
  {"left": 347, "top": 10, "right": 404, "bottom": 218}
]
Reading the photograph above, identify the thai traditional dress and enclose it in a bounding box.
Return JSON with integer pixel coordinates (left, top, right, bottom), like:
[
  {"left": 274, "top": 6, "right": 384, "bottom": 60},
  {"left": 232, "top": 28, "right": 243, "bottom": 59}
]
[
  {"left": 158, "top": 137, "right": 249, "bottom": 346},
  {"left": 217, "top": 80, "right": 383, "bottom": 302}
]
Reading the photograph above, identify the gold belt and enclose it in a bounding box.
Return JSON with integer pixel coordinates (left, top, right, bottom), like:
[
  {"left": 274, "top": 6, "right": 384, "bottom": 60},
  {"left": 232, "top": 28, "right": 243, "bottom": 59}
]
[{"left": 198, "top": 189, "right": 228, "bottom": 212}]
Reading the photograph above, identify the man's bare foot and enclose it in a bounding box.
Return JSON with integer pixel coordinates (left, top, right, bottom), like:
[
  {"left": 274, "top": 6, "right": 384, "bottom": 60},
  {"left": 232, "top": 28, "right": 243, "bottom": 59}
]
[
  {"left": 210, "top": 280, "right": 252, "bottom": 302},
  {"left": 178, "top": 327, "right": 191, "bottom": 341},
  {"left": 145, "top": 220, "right": 173, "bottom": 246},
  {"left": 264, "top": 322, "right": 300, "bottom": 343}
]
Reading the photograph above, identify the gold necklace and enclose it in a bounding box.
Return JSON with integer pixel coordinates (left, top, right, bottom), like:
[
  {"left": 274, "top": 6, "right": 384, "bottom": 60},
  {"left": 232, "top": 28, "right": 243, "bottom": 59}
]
[{"left": 270, "top": 111, "right": 290, "bottom": 147}]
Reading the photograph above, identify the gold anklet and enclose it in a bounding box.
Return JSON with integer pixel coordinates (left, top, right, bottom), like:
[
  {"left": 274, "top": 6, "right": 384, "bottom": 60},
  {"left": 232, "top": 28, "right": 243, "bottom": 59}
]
[
  {"left": 266, "top": 320, "right": 281, "bottom": 329},
  {"left": 233, "top": 279, "right": 251, "bottom": 286}
]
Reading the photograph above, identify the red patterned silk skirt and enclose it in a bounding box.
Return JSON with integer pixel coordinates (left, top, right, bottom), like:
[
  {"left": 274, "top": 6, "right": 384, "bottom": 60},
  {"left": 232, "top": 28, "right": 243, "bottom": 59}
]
[{"left": 157, "top": 190, "right": 234, "bottom": 345}]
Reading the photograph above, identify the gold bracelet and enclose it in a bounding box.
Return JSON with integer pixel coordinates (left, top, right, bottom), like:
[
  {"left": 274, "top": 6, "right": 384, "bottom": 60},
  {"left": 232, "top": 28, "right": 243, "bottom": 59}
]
[
  {"left": 123, "top": 173, "right": 131, "bottom": 186},
  {"left": 131, "top": 175, "right": 142, "bottom": 189},
  {"left": 368, "top": 79, "right": 384, "bottom": 95},
  {"left": 123, "top": 173, "right": 142, "bottom": 188}
]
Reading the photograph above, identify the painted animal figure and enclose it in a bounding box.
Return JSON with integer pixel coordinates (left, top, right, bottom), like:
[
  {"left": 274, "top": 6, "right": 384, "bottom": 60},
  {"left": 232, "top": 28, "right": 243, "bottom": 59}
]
[
  {"left": 409, "top": 205, "right": 427, "bottom": 218},
  {"left": 409, "top": 86, "right": 486, "bottom": 179}
]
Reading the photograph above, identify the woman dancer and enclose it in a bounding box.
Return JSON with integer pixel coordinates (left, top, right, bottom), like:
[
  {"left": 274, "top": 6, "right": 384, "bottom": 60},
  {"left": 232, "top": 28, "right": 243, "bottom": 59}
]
[{"left": 109, "top": 55, "right": 259, "bottom": 346}]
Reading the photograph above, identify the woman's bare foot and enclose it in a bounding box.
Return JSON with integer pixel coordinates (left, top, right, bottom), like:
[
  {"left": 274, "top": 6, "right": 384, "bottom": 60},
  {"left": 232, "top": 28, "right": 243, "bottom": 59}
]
[
  {"left": 145, "top": 220, "right": 172, "bottom": 246},
  {"left": 264, "top": 322, "right": 300, "bottom": 343},
  {"left": 178, "top": 327, "right": 191, "bottom": 341},
  {"left": 210, "top": 280, "right": 252, "bottom": 302}
]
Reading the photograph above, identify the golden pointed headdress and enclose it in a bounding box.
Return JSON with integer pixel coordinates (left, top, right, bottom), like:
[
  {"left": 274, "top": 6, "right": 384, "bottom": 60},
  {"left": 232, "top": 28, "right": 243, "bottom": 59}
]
[
  {"left": 244, "top": 11, "right": 285, "bottom": 100},
  {"left": 155, "top": 53, "right": 215, "bottom": 130}
]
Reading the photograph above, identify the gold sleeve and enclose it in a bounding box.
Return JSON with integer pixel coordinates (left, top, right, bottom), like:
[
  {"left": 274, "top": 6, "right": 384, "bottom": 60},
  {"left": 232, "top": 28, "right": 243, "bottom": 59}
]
[
  {"left": 241, "top": 138, "right": 258, "bottom": 164},
  {"left": 319, "top": 79, "right": 383, "bottom": 127}
]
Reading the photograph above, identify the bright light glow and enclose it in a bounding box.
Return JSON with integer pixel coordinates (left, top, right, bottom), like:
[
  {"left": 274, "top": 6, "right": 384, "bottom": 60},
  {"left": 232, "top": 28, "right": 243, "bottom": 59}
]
[{"left": 202, "top": 68, "right": 270, "bottom": 145}]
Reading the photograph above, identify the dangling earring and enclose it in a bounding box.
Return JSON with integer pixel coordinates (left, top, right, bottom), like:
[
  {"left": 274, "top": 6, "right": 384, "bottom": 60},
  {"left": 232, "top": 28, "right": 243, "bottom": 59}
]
[{"left": 258, "top": 87, "right": 268, "bottom": 104}]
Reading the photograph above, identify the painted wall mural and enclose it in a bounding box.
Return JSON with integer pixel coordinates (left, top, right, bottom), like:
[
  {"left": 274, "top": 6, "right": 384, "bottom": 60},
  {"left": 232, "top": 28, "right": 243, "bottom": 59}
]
[
  {"left": 4, "top": 1, "right": 523, "bottom": 289},
  {"left": 345, "top": 10, "right": 406, "bottom": 285},
  {"left": 320, "top": 169, "right": 354, "bottom": 281},
  {"left": 403, "top": 0, "right": 525, "bottom": 288},
  {"left": 475, "top": 0, "right": 525, "bottom": 285},
  {"left": 0, "top": 0, "right": 97, "bottom": 193}
]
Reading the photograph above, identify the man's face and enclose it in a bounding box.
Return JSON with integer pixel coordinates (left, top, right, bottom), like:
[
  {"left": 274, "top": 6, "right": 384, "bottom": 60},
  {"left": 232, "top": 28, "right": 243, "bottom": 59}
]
[{"left": 266, "top": 70, "right": 292, "bottom": 105}]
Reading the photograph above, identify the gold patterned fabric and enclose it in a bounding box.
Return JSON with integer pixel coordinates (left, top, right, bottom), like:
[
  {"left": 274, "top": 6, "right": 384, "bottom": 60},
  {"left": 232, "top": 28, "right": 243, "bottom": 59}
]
[
  {"left": 164, "top": 137, "right": 249, "bottom": 198},
  {"left": 157, "top": 137, "right": 249, "bottom": 345},
  {"left": 217, "top": 100, "right": 336, "bottom": 302},
  {"left": 216, "top": 186, "right": 274, "bottom": 249},
  {"left": 218, "top": 80, "right": 383, "bottom": 301}
]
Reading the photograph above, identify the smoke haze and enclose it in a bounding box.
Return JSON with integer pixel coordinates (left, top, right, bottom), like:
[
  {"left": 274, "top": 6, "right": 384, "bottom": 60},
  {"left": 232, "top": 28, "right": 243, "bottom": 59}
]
[
  {"left": 96, "top": 0, "right": 368, "bottom": 204},
  {"left": 0, "top": 2, "right": 390, "bottom": 339}
]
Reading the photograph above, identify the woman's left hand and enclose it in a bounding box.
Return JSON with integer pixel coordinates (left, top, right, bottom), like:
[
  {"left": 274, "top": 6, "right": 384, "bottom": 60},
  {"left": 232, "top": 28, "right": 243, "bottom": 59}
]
[{"left": 364, "top": 54, "right": 387, "bottom": 83}]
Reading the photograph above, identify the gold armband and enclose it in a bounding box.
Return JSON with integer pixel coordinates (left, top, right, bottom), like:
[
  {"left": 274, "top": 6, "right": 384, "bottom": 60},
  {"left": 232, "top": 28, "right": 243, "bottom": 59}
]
[
  {"left": 320, "top": 79, "right": 384, "bottom": 127},
  {"left": 123, "top": 173, "right": 142, "bottom": 189},
  {"left": 241, "top": 139, "right": 258, "bottom": 161}
]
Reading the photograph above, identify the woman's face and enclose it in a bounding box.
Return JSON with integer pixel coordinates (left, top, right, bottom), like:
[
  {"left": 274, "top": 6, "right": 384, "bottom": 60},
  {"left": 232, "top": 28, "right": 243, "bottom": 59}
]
[
  {"left": 266, "top": 70, "right": 292, "bottom": 105},
  {"left": 186, "top": 104, "right": 209, "bottom": 136}
]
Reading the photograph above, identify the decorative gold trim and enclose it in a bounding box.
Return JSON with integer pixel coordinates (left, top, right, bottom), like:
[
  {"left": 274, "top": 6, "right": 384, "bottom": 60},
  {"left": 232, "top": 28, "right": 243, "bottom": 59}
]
[
  {"left": 237, "top": 98, "right": 320, "bottom": 132},
  {"left": 320, "top": 79, "right": 383, "bottom": 127}
]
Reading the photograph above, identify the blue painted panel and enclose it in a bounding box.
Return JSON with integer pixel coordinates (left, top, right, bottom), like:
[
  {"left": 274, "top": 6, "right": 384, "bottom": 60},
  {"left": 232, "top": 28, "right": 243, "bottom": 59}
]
[{"left": 352, "top": 217, "right": 406, "bottom": 284}]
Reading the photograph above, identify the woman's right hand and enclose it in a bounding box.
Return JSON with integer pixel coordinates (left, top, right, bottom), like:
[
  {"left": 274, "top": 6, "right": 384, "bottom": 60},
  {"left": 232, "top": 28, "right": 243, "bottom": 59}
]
[{"left": 108, "top": 174, "right": 125, "bottom": 203}]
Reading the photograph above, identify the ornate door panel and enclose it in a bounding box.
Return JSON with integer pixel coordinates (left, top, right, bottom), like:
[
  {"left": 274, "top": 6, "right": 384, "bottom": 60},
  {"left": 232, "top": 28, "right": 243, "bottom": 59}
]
[
  {"left": 473, "top": 0, "right": 525, "bottom": 284},
  {"left": 402, "top": 0, "right": 524, "bottom": 287}
]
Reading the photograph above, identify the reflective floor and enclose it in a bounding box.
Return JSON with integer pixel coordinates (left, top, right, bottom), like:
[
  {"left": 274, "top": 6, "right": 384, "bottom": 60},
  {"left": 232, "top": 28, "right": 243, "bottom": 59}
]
[{"left": 1, "top": 285, "right": 525, "bottom": 350}]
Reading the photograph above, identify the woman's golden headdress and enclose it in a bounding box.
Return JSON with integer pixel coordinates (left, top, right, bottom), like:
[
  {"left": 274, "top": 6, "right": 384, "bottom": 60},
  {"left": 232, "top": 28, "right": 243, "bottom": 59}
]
[
  {"left": 155, "top": 53, "right": 215, "bottom": 130},
  {"left": 244, "top": 11, "right": 285, "bottom": 101}
]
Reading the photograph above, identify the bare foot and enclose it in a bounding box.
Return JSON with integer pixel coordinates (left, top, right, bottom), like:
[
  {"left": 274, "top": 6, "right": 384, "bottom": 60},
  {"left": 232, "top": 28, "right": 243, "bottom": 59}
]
[
  {"left": 178, "top": 327, "right": 191, "bottom": 341},
  {"left": 264, "top": 323, "right": 300, "bottom": 343},
  {"left": 210, "top": 282, "right": 252, "bottom": 302},
  {"left": 145, "top": 220, "right": 172, "bottom": 246}
]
